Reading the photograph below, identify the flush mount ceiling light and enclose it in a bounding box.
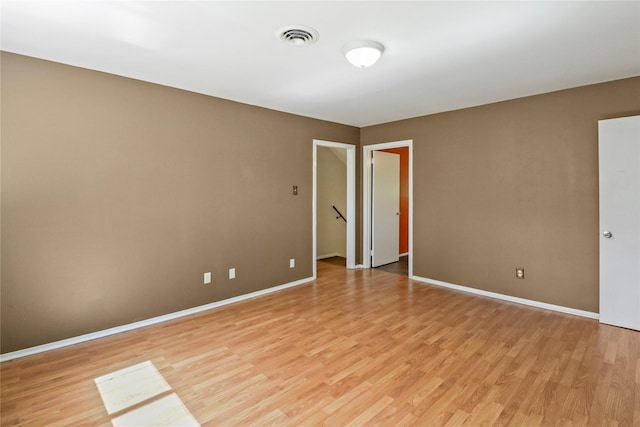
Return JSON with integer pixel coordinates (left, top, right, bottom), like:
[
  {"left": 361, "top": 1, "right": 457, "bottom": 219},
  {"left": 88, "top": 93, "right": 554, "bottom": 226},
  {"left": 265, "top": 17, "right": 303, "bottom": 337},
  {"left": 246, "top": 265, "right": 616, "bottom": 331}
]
[
  {"left": 343, "top": 40, "right": 384, "bottom": 68},
  {"left": 277, "top": 25, "right": 319, "bottom": 46}
]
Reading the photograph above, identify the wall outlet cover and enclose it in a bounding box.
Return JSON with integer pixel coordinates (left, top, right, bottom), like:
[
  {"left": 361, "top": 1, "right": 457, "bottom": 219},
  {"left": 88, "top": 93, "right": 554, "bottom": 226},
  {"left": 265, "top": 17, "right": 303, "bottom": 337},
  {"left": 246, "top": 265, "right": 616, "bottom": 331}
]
[{"left": 229, "top": 268, "right": 236, "bottom": 279}]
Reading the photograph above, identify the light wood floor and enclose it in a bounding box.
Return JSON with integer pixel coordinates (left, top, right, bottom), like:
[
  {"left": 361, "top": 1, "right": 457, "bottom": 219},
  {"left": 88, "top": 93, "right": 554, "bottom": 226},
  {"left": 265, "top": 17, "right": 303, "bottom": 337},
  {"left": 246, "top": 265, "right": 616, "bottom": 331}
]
[{"left": 2, "top": 261, "right": 639, "bottom": 426}]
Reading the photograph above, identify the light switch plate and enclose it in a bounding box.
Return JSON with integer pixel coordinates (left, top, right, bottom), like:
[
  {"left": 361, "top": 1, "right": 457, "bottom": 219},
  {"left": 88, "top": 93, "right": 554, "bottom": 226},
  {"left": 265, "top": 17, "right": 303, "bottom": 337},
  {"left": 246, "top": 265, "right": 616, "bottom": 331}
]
[
  {"left": 204, "top": 272, "right": 211, "bottom": 284},
  {"left": 229, "top": 268, "right": 236, "bottom": 279}
]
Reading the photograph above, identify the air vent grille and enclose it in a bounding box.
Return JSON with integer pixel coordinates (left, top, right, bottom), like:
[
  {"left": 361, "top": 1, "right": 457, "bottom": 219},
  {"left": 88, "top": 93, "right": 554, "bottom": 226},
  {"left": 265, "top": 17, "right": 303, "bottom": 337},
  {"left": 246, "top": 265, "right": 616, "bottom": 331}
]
[{"left": 278, "top": 25, "right": 318, "bottom": 46}]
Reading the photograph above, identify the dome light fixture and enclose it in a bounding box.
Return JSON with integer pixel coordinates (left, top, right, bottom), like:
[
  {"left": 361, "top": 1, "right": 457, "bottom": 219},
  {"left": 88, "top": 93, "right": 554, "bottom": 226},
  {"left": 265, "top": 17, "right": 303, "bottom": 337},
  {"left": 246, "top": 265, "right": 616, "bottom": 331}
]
[{"left": 343, "top": 40, "right": 384, "bottom": 68}]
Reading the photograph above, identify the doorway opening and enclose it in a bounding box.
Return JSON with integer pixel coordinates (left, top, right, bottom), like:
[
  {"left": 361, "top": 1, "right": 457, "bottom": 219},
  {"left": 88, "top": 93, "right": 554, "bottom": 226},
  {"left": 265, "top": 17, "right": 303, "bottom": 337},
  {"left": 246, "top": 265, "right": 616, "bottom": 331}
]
[
  {"left": 363, "top": 140, "right": 413, "bottom": 276},
  {"left": 313, "top": 140, "right": 356, "bottom": 278}
]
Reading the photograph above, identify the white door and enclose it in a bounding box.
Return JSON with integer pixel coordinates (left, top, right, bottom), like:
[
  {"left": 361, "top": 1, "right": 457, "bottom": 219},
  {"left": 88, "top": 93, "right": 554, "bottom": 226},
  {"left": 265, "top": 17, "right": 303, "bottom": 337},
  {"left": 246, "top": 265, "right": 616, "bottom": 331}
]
[
  {"left": 372, "top": 151, "right": 400, "bottom": 267},
  {"left": 599, "top": 115, "right": 640, "bottom": 331}
]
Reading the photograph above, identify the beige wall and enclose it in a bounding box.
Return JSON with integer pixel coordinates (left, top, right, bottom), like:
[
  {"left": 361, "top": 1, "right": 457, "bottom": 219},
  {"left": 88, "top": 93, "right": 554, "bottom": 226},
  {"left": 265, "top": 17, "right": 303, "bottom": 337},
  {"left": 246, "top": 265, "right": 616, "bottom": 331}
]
[
  {"left": 316, "top": 147, "right": 347, "bottom": 258},
  {"left": 0, "top": 52, "right": 359, "bottom": 353},
  {"left": 3, "top": 50, "right": 639, "bottom": 354},
  {"left": 362, "top": 77, "right": 640, "bottom": 312}
]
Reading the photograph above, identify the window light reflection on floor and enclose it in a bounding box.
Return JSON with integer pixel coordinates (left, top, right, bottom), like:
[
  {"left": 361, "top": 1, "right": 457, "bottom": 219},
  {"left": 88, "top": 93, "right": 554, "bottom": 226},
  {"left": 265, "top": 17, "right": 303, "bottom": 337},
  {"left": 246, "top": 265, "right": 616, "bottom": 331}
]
[
  {"left": 94, "top": 360, "right": 200, "bottom": 426},
  {"left": 112, "top": 393, "right": 200, "bottom": 427}
]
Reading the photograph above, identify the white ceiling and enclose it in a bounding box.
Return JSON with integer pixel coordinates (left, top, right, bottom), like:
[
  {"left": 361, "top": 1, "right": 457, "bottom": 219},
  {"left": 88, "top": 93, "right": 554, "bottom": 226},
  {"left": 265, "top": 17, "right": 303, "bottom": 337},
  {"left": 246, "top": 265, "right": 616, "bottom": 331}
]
[{"left": 2, "top": 1, "right": 639, "bottom": 127}]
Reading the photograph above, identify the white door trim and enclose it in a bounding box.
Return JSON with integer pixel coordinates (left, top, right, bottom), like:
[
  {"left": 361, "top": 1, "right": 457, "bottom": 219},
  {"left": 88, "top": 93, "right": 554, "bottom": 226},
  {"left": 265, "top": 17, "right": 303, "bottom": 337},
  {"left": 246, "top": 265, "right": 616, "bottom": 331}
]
[
  {"left": 363, "top": 140, "right": 413, "bottom": 275},
  {"left": 313, "top": 139, "right": 356, "bottom": 278}
]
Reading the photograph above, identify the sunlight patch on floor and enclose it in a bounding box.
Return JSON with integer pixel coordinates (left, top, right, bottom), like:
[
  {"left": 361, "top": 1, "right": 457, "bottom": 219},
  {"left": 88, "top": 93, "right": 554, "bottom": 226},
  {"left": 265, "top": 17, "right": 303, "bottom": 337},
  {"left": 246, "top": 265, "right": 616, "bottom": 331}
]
[
  {"left": 95, "top": 360, "right": 200, "bottom": 426},
  {"left": 95, "top": 361, "right": 171, "bottom": 414},
  {"left": 111, "top": 393, "right": 200, "bottom": 427}
]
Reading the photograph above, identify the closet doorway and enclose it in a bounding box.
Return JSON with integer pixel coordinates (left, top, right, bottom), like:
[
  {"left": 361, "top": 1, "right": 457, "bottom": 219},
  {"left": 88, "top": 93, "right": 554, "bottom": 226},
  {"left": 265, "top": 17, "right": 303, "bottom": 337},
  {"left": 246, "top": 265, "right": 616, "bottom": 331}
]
[{"left": 363, "top": 140, "right": 413, "bottom": 276}]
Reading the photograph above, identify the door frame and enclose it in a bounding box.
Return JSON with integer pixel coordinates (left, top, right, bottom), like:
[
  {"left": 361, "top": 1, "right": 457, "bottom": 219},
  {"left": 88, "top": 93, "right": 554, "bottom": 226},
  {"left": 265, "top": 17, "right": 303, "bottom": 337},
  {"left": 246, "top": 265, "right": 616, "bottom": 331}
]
[
  {"left": 371, "top": 150, "right": 401, "bottom": 267},
  {"left": 313, "top": 139, "right": 356, "bottom": 278},
  {"left": 363, "top": 140, "right": 413, "bottom": 274}
]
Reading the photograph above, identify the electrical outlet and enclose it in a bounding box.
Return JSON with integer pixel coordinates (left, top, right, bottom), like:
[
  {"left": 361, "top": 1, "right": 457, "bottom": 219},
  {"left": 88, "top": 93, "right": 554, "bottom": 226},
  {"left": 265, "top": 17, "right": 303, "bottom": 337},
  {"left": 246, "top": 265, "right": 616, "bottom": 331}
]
[
  {"left": 229, "top": 268, "right": 236, "bottom": 279},
  {"left": 289, "top": 258, "right": 295, "bottom": 268},
  {"left": 516, "top": 267, "right": 525, "bottom": 279},
  {"left": 204, "top": 272, "right": 211, "bottom": 284}
]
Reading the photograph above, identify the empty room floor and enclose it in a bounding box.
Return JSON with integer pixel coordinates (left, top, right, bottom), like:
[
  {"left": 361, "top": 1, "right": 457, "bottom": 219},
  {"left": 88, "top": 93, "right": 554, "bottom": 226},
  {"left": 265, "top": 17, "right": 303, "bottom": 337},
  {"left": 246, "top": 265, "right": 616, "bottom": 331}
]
[{"left": 1, "top": 261, "right": 638, "bottom": 426}]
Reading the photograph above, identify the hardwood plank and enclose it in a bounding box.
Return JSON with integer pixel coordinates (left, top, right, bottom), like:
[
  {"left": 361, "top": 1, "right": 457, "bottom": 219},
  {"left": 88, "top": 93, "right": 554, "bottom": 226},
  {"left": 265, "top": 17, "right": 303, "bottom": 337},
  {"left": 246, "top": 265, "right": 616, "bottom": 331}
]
[{"left": 2, "top": 261, "right": 639, "bottom": 426}]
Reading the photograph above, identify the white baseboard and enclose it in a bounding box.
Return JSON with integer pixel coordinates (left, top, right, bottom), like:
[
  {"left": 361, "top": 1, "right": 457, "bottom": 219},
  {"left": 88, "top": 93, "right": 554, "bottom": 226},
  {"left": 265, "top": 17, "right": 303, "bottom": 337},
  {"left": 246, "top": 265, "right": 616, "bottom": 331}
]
[
  {"left": 410, "top": 275, "right": 599, "bottom": 320},
  {"left": 399, "top": 252, "right": 409, "bottom": 257},
  {"left": 316, "top": 253, "right": 340, "bottom": 260},
  {"left": 0, "top": 276, "right": 314, "bottom": 363}
]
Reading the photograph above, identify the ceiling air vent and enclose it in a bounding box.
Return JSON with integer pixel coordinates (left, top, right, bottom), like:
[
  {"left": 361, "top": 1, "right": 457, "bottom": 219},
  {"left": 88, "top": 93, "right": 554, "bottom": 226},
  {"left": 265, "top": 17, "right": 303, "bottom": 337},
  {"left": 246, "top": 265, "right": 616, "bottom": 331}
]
[{"left": 277, "top": 25, "right": 319, "bottom": 46}]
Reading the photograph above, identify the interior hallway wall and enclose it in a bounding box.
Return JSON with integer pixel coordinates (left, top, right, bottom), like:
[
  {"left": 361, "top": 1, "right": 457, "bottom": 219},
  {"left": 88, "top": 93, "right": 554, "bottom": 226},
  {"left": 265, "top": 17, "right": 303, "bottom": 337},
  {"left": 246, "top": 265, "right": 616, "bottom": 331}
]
[{"left": 316, "top": 147, "right": 347, "bottom": 259}]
